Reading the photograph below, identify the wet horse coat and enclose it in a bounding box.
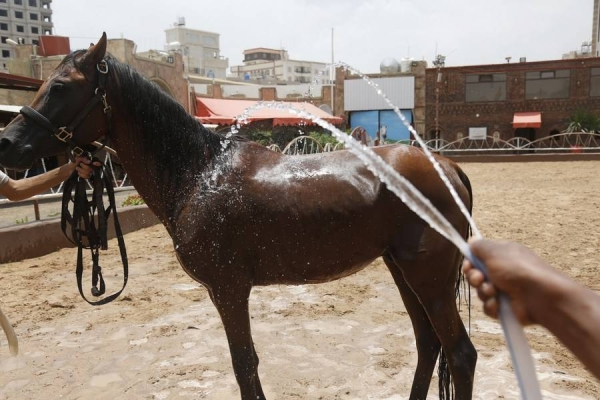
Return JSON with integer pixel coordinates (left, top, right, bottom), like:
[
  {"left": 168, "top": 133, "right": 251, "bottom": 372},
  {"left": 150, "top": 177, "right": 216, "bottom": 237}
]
[{"left": 0, "top": 34, "right": 477, "bottom": 399}]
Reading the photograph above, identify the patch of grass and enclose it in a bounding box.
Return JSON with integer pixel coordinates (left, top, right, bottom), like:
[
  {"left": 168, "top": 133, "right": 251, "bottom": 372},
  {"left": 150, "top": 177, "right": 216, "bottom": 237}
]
[
  {"left": 122, "top": 194, "right": 145, "bottom": 207},
  {"left": 15, "top": 216, "right": 29, "bottom": 224}
]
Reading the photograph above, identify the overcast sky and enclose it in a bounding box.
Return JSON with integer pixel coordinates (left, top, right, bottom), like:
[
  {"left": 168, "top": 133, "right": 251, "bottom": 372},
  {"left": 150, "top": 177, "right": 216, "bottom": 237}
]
[{"left": 53, "top": 0, "right": 592, "bottom": 73}]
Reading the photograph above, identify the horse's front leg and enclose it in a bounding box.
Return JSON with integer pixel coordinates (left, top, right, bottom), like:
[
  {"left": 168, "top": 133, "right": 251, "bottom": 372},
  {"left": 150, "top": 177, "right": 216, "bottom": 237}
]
[{"left": 210, "top": 283, "right": 266, "bottom": 400}]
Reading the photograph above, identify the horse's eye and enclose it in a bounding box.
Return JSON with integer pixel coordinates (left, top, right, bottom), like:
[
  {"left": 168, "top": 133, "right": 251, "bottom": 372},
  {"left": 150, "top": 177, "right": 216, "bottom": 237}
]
[{"left": 51, "top": 83, "right": 65, "bottom": 92}]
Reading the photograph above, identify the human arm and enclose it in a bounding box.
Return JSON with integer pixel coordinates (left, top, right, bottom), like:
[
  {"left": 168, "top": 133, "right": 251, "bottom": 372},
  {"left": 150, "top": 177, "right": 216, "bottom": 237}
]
[
  {"left": 462, "top": 239, "right": 600, "bottom": 380},
  {"left": 0, "top": 156, "right": 97, "bottom": 201}
]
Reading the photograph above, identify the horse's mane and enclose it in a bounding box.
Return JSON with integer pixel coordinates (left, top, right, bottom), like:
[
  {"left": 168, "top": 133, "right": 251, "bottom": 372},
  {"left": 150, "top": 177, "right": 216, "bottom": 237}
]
[{"left": 66, "top": 50, "right": 241, "bottom": 188}]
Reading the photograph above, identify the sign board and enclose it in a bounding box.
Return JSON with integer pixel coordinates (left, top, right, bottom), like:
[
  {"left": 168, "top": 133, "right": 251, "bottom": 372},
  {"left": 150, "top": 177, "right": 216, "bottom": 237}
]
[{"left": 469, "top": 127, "right": 487, "bottom": 140}]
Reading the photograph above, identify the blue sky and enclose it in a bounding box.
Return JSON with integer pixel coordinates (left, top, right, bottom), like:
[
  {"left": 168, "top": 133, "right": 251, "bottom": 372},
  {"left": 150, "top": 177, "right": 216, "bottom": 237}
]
[{"left": 53, "top": 0, "right": 592, "bottom": 74}]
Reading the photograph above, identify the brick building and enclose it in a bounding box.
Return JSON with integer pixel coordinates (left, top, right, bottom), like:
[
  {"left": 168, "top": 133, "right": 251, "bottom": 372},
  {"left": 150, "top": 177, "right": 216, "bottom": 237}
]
[{"left": 425, "top": 57, "right": 600, "bottom": 143}]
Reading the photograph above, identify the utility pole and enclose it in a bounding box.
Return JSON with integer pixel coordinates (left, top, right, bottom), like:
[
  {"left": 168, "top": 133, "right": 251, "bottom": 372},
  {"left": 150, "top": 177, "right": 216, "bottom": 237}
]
[
  {"left": 432, "top": 54, "right": 446, "bottom": 142},
  {"left": 331, "top": 27, "right": 335, "bottom": 114}
]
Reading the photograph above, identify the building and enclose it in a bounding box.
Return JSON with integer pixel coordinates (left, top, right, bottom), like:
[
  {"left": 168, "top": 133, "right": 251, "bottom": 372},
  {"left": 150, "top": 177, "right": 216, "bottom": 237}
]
[
  {"left": 230, "top": 47, "right": 330, "bottom": 85},
  {"left": 424, "top": 57, "right": 600, "bottom": 143},
  {"left": 162, "top": 17, "right": 228, "bottom": 79},
  {"left": 1, "top": 36, "right": 190, "bottom": 114},
  {"left": 0, "top": 0, "right": 53, "bottom": 71},
  {"left": 342, "top": 58, "right": 427, "bottom": 143}
]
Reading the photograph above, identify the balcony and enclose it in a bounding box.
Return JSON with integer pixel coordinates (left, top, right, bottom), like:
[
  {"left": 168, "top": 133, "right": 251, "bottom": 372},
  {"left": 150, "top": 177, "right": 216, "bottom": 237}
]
[{"left": 294, "top": 66, "right": 311, "bottom": 74}]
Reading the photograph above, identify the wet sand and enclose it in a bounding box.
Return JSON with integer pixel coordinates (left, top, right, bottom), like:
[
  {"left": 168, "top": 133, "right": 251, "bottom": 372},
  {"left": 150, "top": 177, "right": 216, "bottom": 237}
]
[{"left": 0, "top": 161, "right": 599, "bottom": 399}]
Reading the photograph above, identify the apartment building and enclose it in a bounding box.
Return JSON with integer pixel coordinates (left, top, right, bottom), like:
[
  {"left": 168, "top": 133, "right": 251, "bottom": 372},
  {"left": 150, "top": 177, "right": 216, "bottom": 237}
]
[
  {"left": 164, "top": 17, "right": 229, "bottom": 79},
  {"left": 0, "top": 0, "right": 53, "bottom": 71},
  {"left": 230, "top": 47, "right": 329, "bottom": 85}
]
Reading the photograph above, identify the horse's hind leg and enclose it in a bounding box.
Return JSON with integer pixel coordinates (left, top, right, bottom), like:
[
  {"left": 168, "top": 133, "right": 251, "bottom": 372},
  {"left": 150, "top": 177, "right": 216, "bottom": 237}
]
[
  {"left": 209, "top": 284, "right": 266, "bottom": 400},
  {"left": 383, "top": 253, "right": 441, "bottom": 399},
  {"left": 386, "top": 225, "right": 477, "bottom": 400},
  {"left": 393, "top": 227, "right": 477, "bottom": 400}
]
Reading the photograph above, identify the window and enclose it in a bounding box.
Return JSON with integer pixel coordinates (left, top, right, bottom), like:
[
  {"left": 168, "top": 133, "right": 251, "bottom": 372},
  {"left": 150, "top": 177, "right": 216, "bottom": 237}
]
[
  {"left": 31, "top": 26, "right": 37, "bottom": 34},
  {"left": 29, "top": 12, "right": 38, "bottom": 20},
  {"left": 15, "top": 11, "right": 23, "bottom": 18},
  {"left": 0, "top": 23, "right": 8, "bottom": 30},
  {"left": 2, "top": 49, "right": 9, "bottom": 58},
  {"left": 28, "top": 0, "right": 36, "bottom": 5},
  {"left": 42, "top": 1, "right": 49, "bottom": 8},
  {"left": 0, "top": 36, "right": 5, "bottom": 43},
  {"left": 31, "top": 39, "right": 38, "bottom": 45},
  {"left": 466, "top": 74, "right": 507, "bottom": 102},
  {"left": 14, "top": 0, "right": 22, "bottom": 5},
  {"left": 590, "top": 68, "right": 600, "bottom": 97},
  {"left": 16, "top": 25, "right": 23, "bottom": 32},
  {"left": 0, "top": 1, "right": 6, "bottom": 3},
  {"left": 525, "top": 70, "right": 570, "bottom": 99},
  {"left": 0, "top": 9, "right": 7, "bottom": 17}
]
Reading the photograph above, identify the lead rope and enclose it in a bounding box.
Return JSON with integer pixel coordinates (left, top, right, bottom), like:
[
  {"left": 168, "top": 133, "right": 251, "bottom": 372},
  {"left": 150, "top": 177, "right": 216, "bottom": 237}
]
[{"left": 61, "top": 159, "right": 128, "bottom": 306}]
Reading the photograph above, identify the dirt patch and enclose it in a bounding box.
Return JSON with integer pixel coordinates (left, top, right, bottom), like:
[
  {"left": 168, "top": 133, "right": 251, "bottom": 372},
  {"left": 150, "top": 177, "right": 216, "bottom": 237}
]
[{"left": 0, "top": 161, "right": 599, "bottom": 399}]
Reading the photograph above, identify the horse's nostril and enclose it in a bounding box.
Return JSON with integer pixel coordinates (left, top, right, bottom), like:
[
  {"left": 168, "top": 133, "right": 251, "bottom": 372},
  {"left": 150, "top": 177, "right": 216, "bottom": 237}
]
[{"left": 0, "top": 137, "right": 11, "bottom": 153}]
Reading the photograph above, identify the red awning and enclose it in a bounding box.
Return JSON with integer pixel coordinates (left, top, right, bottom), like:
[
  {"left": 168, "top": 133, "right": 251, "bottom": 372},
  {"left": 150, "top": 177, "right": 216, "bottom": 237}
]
[
  {"left": 513, "top": 112, "right": 542, "bottom": 128},
  {"left": 195, "top": 97, "right": 343, "bottom": 126}
]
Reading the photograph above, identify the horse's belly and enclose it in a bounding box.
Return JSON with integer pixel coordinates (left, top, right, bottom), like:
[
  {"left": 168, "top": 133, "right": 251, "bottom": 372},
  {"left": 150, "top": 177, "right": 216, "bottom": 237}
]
[{"left": 252, "top": 252, "right": 381, "bottom": 286}]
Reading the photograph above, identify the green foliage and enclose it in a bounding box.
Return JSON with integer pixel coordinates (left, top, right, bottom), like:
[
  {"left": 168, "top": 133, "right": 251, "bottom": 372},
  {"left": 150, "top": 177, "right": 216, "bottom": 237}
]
[
  {"left": 15, "top": 216, "right": 28, "bottom": 225},
  {"left": 246, "top": 130, "right": 274, "bottom": 146},
  {"left": 566, "top": 109, "right": 600, "bottom": 133},
  {"left": 122, "top": 194, "right": 145, "bottom": 207},
  {"left": 307, "top": 131, "right": 340, "bottom": 147}
]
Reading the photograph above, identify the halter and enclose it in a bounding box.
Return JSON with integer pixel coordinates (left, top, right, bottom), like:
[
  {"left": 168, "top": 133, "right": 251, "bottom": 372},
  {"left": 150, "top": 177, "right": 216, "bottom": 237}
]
[
  {"left": 20, "top": 58, "right": 128, "bottom": 306},
  {"left": 19, "top": 59, "right": 112, "bottom": 157}
]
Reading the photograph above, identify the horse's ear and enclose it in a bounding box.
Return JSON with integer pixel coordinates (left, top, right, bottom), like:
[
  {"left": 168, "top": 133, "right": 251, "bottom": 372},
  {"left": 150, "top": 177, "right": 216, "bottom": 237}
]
[{"left": 79, "top": 32, "right": 107, "bottom": 71}]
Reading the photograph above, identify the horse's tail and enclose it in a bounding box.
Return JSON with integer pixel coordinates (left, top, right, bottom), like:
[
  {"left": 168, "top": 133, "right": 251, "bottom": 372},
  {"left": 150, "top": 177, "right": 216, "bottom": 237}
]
[
  {"left": 438, "top": 163, "right": 474, "bottom": 400},
  {"left": 454, "top": 164, "right": 474, "bottom": 300}
]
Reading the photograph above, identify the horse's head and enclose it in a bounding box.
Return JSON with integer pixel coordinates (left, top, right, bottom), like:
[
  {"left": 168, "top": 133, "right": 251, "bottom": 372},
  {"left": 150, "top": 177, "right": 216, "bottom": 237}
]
[{"left": 0, "top": 33, "right": 109, "bottom": 170}]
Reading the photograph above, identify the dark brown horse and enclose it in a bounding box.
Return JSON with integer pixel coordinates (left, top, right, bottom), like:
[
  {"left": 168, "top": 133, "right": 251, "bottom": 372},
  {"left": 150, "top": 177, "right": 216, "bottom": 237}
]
[{"left": 0, "top": 34, "right": 477, "bottom": 399}]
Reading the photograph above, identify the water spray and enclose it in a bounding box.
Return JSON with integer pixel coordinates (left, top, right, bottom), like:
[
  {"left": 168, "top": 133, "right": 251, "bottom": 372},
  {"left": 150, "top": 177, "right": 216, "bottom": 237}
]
[{"left": 233, "top": 77, "right": 542, "bottom": 398}]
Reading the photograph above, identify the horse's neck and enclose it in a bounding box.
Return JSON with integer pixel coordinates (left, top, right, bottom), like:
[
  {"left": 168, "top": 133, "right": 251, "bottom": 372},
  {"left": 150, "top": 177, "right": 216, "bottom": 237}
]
[
  {"left": 105, "top": 65, "right": 229, "bottom": 226},
  {"left": 109, "top": 110, "right": 221, "bottom": 229}
]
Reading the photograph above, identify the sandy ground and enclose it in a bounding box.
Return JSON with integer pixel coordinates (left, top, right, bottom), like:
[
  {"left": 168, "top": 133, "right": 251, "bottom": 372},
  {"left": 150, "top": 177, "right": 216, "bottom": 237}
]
[{"left": 0, "top": 161, "right": 599, "bottom": 399}]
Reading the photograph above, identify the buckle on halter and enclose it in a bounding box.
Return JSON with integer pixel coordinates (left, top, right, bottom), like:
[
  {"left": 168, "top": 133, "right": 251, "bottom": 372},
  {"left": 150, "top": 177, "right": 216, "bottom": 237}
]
[
  {"left": 71, "top": 146, "right": 85, "bottom": 157},
  {"left": 97, "top": 60, "right": 109, "bottom": 74},
  {"left": 55, "top": 127, "right": 73, "bottom": 142}
]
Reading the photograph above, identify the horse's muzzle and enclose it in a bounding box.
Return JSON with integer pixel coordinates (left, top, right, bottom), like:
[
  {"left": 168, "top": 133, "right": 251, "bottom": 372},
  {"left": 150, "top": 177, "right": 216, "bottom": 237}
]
[{"left": 0, "top": 136, "right": 34, "bottom": 170}]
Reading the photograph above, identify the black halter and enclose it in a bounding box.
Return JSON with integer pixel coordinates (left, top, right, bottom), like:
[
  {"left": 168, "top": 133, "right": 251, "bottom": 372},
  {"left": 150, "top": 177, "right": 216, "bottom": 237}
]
[
  {"left": 20, "top": 59, "right": 128, "bottom": 306},
  {"left": 19, "top": 59, "right": 112, "bottom": 157}
]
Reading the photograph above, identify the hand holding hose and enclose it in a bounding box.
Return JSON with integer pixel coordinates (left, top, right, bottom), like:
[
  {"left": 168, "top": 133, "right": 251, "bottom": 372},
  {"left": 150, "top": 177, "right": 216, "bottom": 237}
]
[{"left": 462, "top": 238, "right": 600, "bottom": 381}]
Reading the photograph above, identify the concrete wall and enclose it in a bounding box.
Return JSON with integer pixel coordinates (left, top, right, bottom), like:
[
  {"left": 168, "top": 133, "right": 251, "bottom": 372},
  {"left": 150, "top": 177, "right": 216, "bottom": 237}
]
[{"left": 0, "top": 205, "right": 159, "bottom": 263}]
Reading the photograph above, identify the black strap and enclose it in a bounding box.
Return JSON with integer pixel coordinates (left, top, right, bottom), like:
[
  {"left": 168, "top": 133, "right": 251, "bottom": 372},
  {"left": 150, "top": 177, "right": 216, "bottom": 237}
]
[
  {"left": 19, "top": 59, "right": 110, "bottom": 158},
  {"left": 61, "top": 162, "right": 128, "bottom": 306}
]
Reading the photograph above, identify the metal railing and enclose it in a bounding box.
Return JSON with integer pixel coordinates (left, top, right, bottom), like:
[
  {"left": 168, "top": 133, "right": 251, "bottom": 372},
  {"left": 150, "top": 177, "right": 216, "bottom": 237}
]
[{"left": 419, "top": 132, "right": 600, "bottom": 154}]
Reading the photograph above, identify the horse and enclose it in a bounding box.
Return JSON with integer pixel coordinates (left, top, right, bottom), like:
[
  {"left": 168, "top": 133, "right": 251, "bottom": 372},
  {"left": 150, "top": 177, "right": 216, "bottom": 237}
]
[{"left": 0, "top": 33, "right": 477, "bottom": 399}]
